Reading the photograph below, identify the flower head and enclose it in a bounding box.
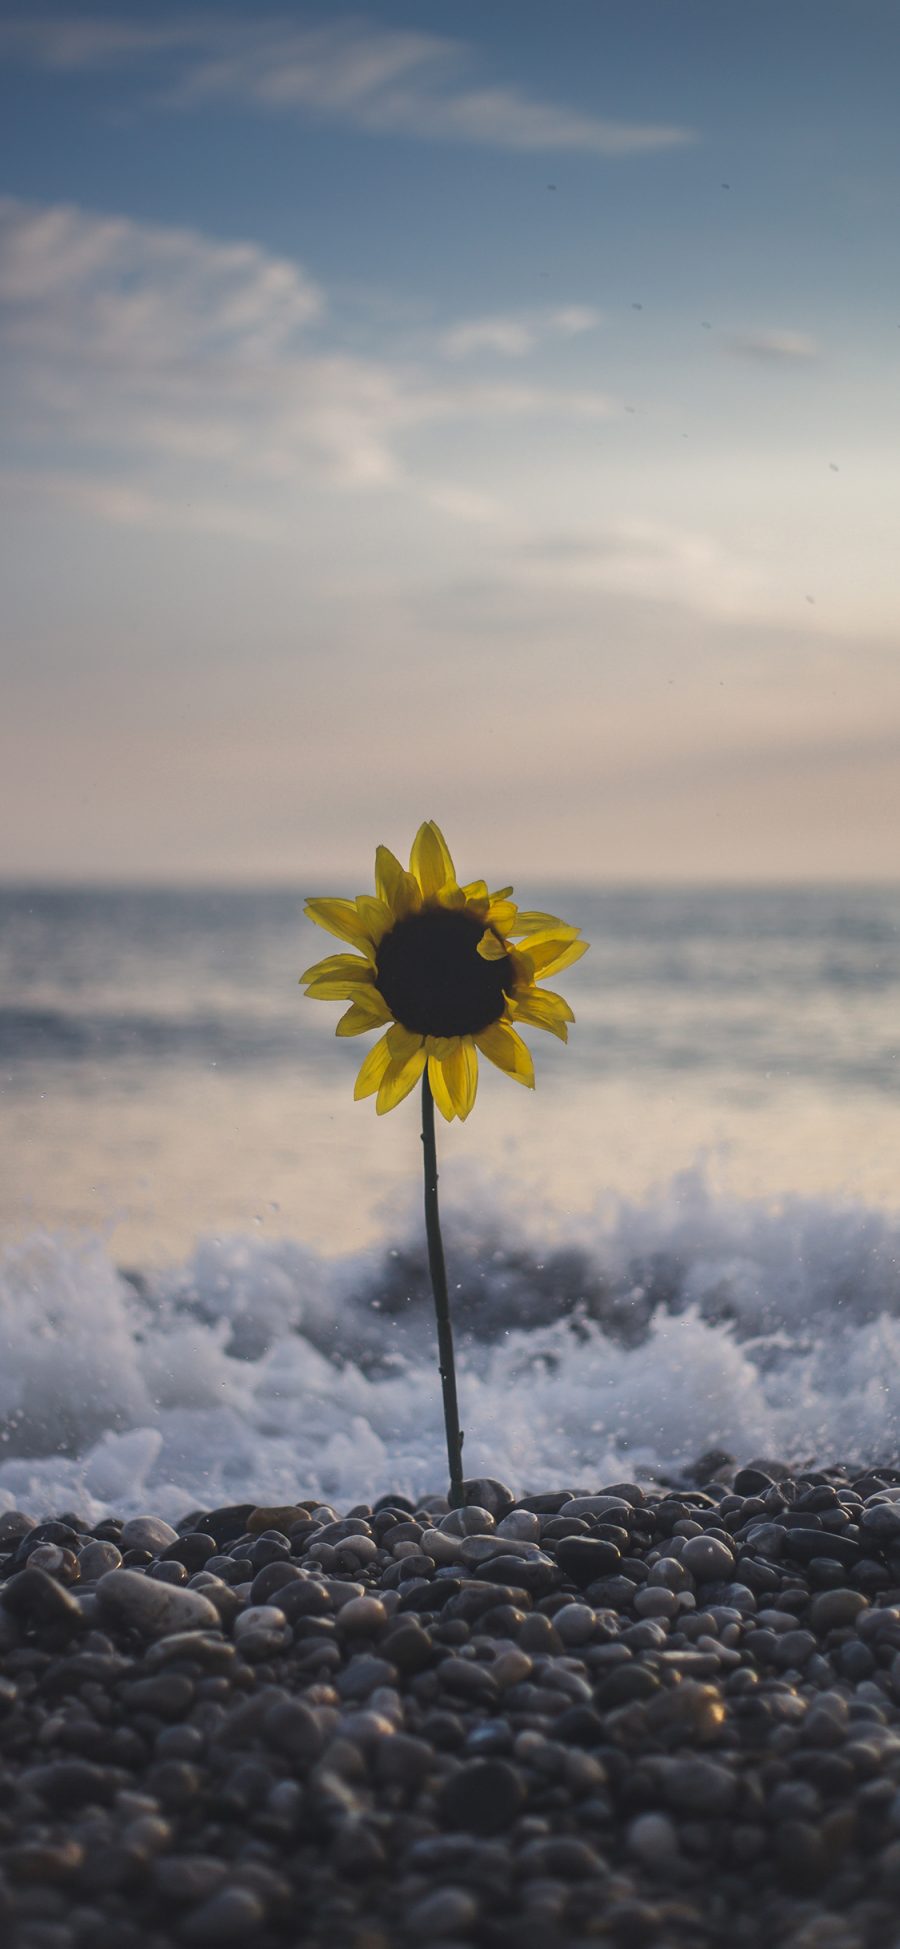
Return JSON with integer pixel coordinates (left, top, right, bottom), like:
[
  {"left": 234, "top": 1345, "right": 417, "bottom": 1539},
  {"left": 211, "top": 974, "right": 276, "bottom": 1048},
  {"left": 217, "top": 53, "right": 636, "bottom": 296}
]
[{"left": 302, "top": 820, "right": 587, "bottom": 1120}]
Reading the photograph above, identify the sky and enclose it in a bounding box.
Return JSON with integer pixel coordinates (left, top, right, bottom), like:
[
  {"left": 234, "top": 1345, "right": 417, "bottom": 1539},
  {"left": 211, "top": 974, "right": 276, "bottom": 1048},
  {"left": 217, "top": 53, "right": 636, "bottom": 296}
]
[{"left": 1, "top": 0, "right": 899, "bottom": 885}]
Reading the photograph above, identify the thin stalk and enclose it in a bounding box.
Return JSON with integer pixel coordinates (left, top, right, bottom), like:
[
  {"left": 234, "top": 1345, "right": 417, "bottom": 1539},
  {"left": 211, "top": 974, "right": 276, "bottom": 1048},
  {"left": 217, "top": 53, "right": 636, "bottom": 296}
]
[{"left": 421, "top": 1067, "right": 465, "bottom": 1508}]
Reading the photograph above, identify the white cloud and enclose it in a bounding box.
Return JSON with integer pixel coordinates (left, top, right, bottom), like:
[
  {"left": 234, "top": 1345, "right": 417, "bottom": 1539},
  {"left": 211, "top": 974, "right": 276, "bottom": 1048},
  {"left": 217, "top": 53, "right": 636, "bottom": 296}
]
[
  {"left": 0, "top": 197, "right": 615, "bottom": 533},
  {"left": 440, "top": 305, "right": 602, "bottom": 361},
  {"left": 726, "top": 329, "right": 819, "bottom": 364},
  {"left": 508, "top": 519, "right": 771, "bottom": 623},
  {"left": 1, "top": 12, "right": 695, "bottom": 157}
]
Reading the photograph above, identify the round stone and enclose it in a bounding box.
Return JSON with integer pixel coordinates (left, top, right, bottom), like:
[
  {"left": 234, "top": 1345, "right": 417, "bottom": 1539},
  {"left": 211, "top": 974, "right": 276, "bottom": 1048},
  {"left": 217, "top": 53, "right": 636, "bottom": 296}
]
[
  {"left": 96, "top": 1568, "right": 220, "bottom": 1637},
  {"left": 556, "top": 1537, "right": 622, "bottom": 1586},
  {"left": 495, "top": 1510, "right": 542, "bottom": 1542},
  {"left": 810, "top": 1588, "right": 870, "bottom": 1631},
  {"left": 406, "top": 1887, "right": 479, "bottom": 1937},
  {"left": 118, "top": 1516, "right": 180, "bottom": 1556},
  {"left": 77, "top": 1541, "right": 123, "bottom": 1580},
  {"left": 633, "top": 1586, "right": 679, "bottom": 1619},
  {"left": 438, "top": 1758, "right": 526, "bottom": 1835},
  {"left": 554, "top": 1603, "right": 596, "bottom": 1645},
  {"left": 627, "top": 1812, "right": 681, "bottom": 1870},
  {"left": 180, "top": 1887, "right": 266, "bottom": 1943},
  {"left": 233, "top": 1604, "right": 287, "bottom": 1638},
  {"left": 680, "top": 1535, "right": 735, "bottom": 1581}
]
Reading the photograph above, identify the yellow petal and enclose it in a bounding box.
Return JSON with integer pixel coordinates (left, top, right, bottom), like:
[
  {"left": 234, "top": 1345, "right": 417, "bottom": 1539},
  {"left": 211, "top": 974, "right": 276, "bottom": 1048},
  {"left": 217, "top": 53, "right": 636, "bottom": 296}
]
[
  {"left": 476, "top": 928, "right": 507, "bottom": 962},
  {"left": 305, "top": 897, "right": 378, "bottom": 961},
  {"left": 409, "top": 820, "right": 456, "bottom": 900},
  {"left": 376, "top": 1045, "right": 427, "bottom": 1115},
  {"left": 305, "top": 975, "right": 376, "bottom": 1001},
  {"left": 386, "top": 1023, "right": 424, "bottom": 1061},
  {"left": 486, "top": 899, "right": 517, "bottom": 933},
  {"left": 512, "top": 911, "right": 578, "bottom": 938},
  {"left": 336, "top": 991, "right": 392, "bottom": 1036},
  {"left": 354, "top": 894, "right": 392, "bottom": 945},
  {"left": 443, "top": 1037, "right": 478, "bottom": 1120},
  {"left": 508, "top": 986, "right": 574, "bottom": 1041},
  {"left": 354, "top": 1034, "right": 392, "bottom": 1098},
  {"left": 427, "top": 1052, "right": 457, "bottom": 1121},
  {"left": 526, "top": 936, "right": 589, "bottom": 979},
  {"left": 300, "top": 952, "right": 374, "bottom": 985},
  {"left": 473, "top": 1020, "right": 535, "bottom": 1088},
  {"left": 375, "top": 845, "right": 422, "bottom": 920},
  {"left": 424, "top": 1035, "right": 457, "bottom": 1058},
  {"left": 489, "top": 886, "right": 514, "bottom": 903},
  {"left": 461, "top": 879, "right": 489, "bottom": 916}
]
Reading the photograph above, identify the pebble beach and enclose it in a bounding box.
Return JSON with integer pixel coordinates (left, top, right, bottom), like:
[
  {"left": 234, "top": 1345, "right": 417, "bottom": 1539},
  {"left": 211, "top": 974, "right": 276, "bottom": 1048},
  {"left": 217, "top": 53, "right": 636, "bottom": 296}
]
[{"left": 4, "top": 1462, "right": 900, "bottom": 1948}]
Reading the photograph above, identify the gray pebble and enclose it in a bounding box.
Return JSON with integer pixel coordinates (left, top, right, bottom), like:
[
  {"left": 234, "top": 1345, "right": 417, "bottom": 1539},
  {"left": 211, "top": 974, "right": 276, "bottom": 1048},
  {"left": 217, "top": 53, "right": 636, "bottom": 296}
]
[
  {"left": 627, "top": 1811, "right": 681, "bottom": 1869},
  {"left": 96, "top": 1569, "right": 220, "bottom": 1637},
  {"left": 495, "top": 1510, "right": 542, "bottom": 1542},
  {"left": 118, "top": 1516, "right": 180, "bottom": 1556},
  {"left": 439, "top": 1506, "right": 495, "bottom": 1536},
  {"left": 680, "top": 1535, "right": 735, "bottom": 1581},
  {"left": 406, "top": 1886, "right": 479, "bottom": 1935},
  {"left": 655, "top": 1755, "right": 738, "bottom": 1815},
  {"left": 180, "top": 1885, "right": 267, "bottom": 1942},
  {"left": 810, "top": 1588, "right": 869, "bottom": 1631},
  {"left": 76, "top": 1541, "right": 123, "bottom": 1580}
]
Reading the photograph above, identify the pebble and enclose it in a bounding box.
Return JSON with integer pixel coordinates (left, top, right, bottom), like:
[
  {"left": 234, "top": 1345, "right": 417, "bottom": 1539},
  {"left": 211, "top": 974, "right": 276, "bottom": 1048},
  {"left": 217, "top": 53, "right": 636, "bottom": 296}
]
[
  {"left": 180, "top": 1886, "right": 267, "bottom": 1942},
  {"left": 681, "top": 1534, "right": 735, "bottom": 1580},
  {"left": 555, "top": 1537, "right": 622, "bottom": 1585},
  {"left": 439, "top": 1759, "right": 525, "bottom": 1835},
  {"left": 2, "top": 1467, "right": 900, "bottom": 1945},
  {"left": 810, "top": 1588, "right": 870, "bottom": 1630},
  {"left": 118, "top": 1516, "right": 179, "bottom": 1556},
  {"left": 96, "top": 1569, "right": 221, "bottom": 1637}
]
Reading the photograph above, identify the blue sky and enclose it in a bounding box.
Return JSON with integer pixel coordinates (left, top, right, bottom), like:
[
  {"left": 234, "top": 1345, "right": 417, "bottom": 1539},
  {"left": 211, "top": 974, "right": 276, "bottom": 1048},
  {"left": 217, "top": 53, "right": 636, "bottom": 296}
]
[{"left": 1, "top": 2, "right": 899, "bottom": 882}]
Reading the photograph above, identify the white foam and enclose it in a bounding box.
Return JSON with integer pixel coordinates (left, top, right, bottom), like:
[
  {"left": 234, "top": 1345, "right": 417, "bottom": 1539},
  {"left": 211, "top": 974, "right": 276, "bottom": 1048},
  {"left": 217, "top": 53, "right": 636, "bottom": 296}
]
[{"left": 2, "top": 1171, "right": 900, "bottom": 1520}]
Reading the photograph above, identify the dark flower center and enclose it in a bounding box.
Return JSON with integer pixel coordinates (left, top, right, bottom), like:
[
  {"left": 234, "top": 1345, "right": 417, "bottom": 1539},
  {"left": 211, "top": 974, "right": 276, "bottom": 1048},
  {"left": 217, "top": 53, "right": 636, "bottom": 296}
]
[{"left": 376, "top": 907, "right": 511, "bottom": 1037}]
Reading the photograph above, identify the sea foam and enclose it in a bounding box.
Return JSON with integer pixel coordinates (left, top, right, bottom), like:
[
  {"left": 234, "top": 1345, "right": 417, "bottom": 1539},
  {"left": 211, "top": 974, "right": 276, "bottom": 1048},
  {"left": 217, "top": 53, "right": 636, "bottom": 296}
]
[{"left": 2, "top": 1169, "right": 899, "bottom": 1521}]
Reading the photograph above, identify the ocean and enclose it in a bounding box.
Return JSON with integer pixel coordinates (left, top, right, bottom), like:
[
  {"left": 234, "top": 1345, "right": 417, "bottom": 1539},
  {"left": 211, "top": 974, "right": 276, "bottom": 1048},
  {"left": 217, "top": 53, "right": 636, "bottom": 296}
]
[{"left": 2, "top": 882, "right": 900, "bottom": 1519}]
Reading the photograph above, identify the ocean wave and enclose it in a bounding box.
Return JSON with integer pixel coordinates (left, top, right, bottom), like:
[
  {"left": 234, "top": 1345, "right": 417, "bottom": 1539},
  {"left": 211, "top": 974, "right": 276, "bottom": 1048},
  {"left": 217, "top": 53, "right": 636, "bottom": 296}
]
[{"left": 2, "top": 1172, "right": 899, "bottom": 1521}]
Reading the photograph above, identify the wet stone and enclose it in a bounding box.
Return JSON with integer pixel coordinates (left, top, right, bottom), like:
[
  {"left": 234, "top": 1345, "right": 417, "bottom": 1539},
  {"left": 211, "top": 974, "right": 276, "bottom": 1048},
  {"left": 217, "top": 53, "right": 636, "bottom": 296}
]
[
  {"left": 655, "top": 1756, "right": 738, "bottom": 1815},
  {"left": 461, "top": 1478, "right": 516, "bottom": 1519},
  {"left": 406, "top": 1886, "right": 479, "bottom": 1937},
  {"left": 680, "top": 1535, "right": 735, "bottom": 1581},
  {"left": 2, "top": 1568, "right": 86, "bottom": 1640},
  {"left": 556, "top": 1538, "right": 622, "bottom": 1586},
  {"left": 118, "top": 1517, "right": 179, "bottom": 1556},
  {"left": 439, "top": 1758, "right": 526, "bottom": 1834},
  {"left": 76, "top": 1541, "right": 123, "bottom": 1581},
  {"left": 180, "top": 1885, "right": 267, "bottom": 1942},
  {"left": 153, "top": 1855, "right": 226, "bottom": 1903},
  {"left": 96, "top": 1569, "right": 221, "bottom": 1638}
]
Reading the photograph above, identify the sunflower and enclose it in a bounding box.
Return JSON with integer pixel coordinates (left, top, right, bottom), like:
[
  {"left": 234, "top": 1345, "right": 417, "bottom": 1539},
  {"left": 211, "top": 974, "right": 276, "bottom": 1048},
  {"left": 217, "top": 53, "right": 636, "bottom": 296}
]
[{"left": 302, "top": 820, "right": 587, "bottom": 1120}]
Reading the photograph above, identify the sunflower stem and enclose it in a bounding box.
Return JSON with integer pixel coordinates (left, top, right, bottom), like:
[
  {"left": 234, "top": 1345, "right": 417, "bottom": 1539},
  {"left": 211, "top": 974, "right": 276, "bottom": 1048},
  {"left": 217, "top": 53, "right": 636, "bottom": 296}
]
[{"left": 421, "top": 1069, "right": 465, "bottom": 1509}]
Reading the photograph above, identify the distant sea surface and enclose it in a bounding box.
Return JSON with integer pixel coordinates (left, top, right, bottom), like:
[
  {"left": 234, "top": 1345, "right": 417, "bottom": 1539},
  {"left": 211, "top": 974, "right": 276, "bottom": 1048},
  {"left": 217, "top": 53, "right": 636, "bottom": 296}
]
[{"left": 2, "top": 883, "right": 900, "bottom": 1516}]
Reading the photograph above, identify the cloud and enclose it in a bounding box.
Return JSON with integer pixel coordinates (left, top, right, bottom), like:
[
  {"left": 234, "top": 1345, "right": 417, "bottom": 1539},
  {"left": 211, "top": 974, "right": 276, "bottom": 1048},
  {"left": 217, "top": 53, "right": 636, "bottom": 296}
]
[
  {"left": 726, "top": 329, "right": 818, "bottom": 364},
  {"left": 440, "top": 306, "right": 602, "bottom": 361},
  {"left": 0, "top": 197, "right": 615, "bottom": 533},
  {"left": 1, "top": 12, "right": 695, "bottom": 157},
  {"left": 0, "top": 196, "right": 324, "bottom": 357},
  {"left": 505, "top": 520, "right": 772, "bottom": 624}
]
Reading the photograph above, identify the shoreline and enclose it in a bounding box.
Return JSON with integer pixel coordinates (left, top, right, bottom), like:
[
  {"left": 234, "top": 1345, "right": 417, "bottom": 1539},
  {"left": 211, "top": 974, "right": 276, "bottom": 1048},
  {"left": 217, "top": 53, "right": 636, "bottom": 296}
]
[{"left": 3, "top": 1462, "right": 900, "bottom": 1947}]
